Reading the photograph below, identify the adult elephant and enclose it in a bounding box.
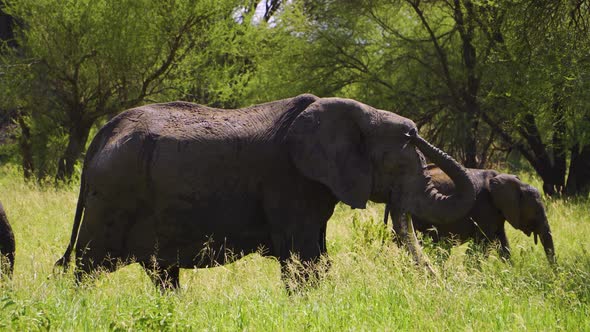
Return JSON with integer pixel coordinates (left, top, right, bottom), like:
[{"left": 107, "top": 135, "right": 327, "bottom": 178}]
[
  {"left": 55, "top": 94, "right": 475, "bottom": 289},
  {"left": 405, "top": 165, "right": 555, "bottom": 264},
  {"left": 0, "top": 201, "right": 15, "bottom": 278}
]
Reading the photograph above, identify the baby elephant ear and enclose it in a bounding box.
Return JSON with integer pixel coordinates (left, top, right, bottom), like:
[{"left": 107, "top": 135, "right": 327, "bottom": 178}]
[
  {"left": 287, "top": 99, "right": 372, "bottom": 209},
  {"left": 489, "top": 173, "right": 522, "bottom": 227}
]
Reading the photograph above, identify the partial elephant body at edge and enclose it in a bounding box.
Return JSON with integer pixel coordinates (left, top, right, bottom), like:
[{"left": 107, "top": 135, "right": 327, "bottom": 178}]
[{"left": 0, "top": 201, "right": 15, "bottom": 278}]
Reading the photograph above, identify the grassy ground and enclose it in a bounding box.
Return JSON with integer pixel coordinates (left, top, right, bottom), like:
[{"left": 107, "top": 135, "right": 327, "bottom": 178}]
[{"left": 0, "top": 165, "right": 589, "bottom": 331}]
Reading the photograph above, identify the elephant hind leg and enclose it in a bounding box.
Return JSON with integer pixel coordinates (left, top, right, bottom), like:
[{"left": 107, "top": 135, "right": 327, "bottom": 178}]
[
  {"left": 73, "top": 253, "right": 122, "bottom": 285},
  {"left": 140, "top": 259, "right": 180, "bottom": 291}
]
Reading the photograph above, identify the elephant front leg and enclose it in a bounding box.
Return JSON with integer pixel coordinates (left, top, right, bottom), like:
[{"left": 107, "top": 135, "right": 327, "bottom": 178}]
[
  {"left": 399, "top": 213, "right": 436, "bottom": 275},
  {"left": 140, "top": 259, "right": 180, "bottom": 291},
  {"left": 389, "top": 208, "right": 405, "bottom": 247},
  {"left": 274, "top": 227, "right": 329, "bottom": 293},
  {"left": 388, "top": 189, "right": 417, "bottom": 252},
  {"left": 495, "top": 227, "right": 511, "bottom": 262},
  {"left": 388, "top": 194, "right": 436, "bottom": 275},
  {"left": 388, "top": 199, "right": 410, "bottom": 250}
]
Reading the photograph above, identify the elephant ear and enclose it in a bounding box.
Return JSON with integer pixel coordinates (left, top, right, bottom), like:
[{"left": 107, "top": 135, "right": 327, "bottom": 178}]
[
  {"left": 489, "top": 174, "right": 522, "bottom": 228},
  {"left": 287, "top": 99, "right": 373, "bottom": 209}
]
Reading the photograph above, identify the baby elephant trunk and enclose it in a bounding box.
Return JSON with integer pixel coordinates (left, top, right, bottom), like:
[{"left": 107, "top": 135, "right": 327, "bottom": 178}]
[{"left": 537, "top": 224, "right": 556, "bottom": 265}]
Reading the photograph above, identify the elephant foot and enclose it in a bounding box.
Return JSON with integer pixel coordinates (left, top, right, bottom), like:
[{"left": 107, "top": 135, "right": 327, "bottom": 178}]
[
  {"left": 0, "top": 254, "right": 13, "bottom": 279},
  {"left": 280, "top": 256, "right": 330, "bottom": 294},
  {"left": 140, "top": 261, "right": 180, "bottom": 291},
  {"left": 72, "top": 255, "right": 121, "bottom": 287}
]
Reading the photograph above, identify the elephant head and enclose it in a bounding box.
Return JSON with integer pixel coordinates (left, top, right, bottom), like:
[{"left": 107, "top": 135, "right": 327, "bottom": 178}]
[
  {"left": 287, "top": 97, "right": 476, "bottom": 234},
  {"left": 489, "top": 174, "right": 556, "bottom": 264}
]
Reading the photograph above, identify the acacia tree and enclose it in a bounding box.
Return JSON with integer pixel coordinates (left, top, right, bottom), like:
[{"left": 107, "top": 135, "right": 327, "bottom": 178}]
[
  {"left": 381, "top": 0, "right": 490, "bottom": 168},
  {"left": 260, "top": 0, "right": 590, "bottom": 195},
  {"left": 376, "top": 0, "right": 590, "bottom": 195},
  {"left": 479, "top": 0, "right": 590, "bottom": 195},
  {"left": 255, "top": 0, "right": 497, "bottom": 167},
  {"left": 2, "top": 0, "right": 241, "bottom": 180},
  {"left": 0, "top": 1, "right": 34, "bottom": 177}
]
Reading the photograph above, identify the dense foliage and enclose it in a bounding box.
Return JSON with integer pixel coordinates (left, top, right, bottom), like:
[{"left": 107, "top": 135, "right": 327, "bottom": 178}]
[
  {"left": 0, "top": 0, "right": 251, "bottom": 180},
  {"left": 248, "top": 0, "right": 590, "bottom": 196},
  {"left": 1, "top": 0, "right": 590, "bottom": 194}
]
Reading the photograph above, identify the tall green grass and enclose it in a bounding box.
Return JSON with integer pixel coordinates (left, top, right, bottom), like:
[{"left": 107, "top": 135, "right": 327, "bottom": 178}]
[{"left": 0, "top": 165, "right": 589, "bottom": 330}]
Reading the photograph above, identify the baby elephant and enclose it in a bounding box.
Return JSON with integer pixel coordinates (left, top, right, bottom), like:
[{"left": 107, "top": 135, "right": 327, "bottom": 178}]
[
  {"left": 408, "top": 165, "right": 555, "bottom": 264},
  {"left": 0, "top": 201, "right": 15, "bottom": 277}
]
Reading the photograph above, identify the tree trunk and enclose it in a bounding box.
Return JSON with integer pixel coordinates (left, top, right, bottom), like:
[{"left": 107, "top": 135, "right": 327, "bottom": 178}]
[
  {"left": 540, "top": 167, "right": 566, "bottom": 196},
  {"left": 0, "top": 2, "right": 17, "bottom": 48},
  {"left": 516, "top": 112, "right": 566, "bottom": 196},
  {"left": 16, "top": 115, "right": 34, "bottom": 180},
  {"left": 566, "top": 143, "right": 590, "bottom": 196},
  {"left": 463, "top": 101, "right": 480, "bottom": 168},
  {"left": 549, "top": 92, "right": 567, "bottom": 194},
  {"left": 456, "top": 0, "right": 480, "bottom": 168},
  {"left": 56, "top": 122, "right": 91, "bottom": 181}
]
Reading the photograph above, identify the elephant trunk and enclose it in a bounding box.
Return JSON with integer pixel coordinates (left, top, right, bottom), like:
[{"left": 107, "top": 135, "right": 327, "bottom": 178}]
[
  {"left": 409, "top": 132, "right": 476, "bottom": 224},
  {"left": 538, "top": 222, "right": 556, "bottom": 265}
]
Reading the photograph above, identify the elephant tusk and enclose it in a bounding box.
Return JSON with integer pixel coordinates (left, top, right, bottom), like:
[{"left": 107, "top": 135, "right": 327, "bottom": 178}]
[
  {"left": 402, "top": 128, "right": 418, "bottom": 149},
  {"left": 404, "top": 128, "right": 418, "bottom": 139}
]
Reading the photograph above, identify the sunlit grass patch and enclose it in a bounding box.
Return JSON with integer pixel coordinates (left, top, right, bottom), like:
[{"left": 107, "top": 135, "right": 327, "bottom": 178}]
[{"left": 0, "top": 166, "right": 589, "bottom": 330}]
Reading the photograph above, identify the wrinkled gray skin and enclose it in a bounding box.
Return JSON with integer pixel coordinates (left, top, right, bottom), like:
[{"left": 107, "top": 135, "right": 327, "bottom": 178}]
[
  {"left": 0, "top": 201, "right": 15, "bottom": 278},
  {"left": 55, "top": 95, "right": 475, "bottom": 289},
  {"left": 406, "top": 165, "right": 555, "bottom": 264}
]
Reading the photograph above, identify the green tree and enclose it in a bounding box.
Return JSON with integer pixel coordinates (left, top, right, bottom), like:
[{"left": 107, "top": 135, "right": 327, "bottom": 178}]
[
  {"left": 255, "top": 0, "right": 496, "bottom": 167},
  {"left": 259, "top": 0, "right": 590, "bottom": 195},
  {"left": 479, "top": 0, "right": 590, "bottom": 195},
  {"left": 1, "top": 0, "right": 241, "bottom": 180}
]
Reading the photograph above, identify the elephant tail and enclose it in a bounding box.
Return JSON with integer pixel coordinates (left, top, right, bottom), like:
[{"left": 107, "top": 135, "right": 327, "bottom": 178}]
[{"left": 54, "top": 174, "right": 86, "bottom": 272}]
